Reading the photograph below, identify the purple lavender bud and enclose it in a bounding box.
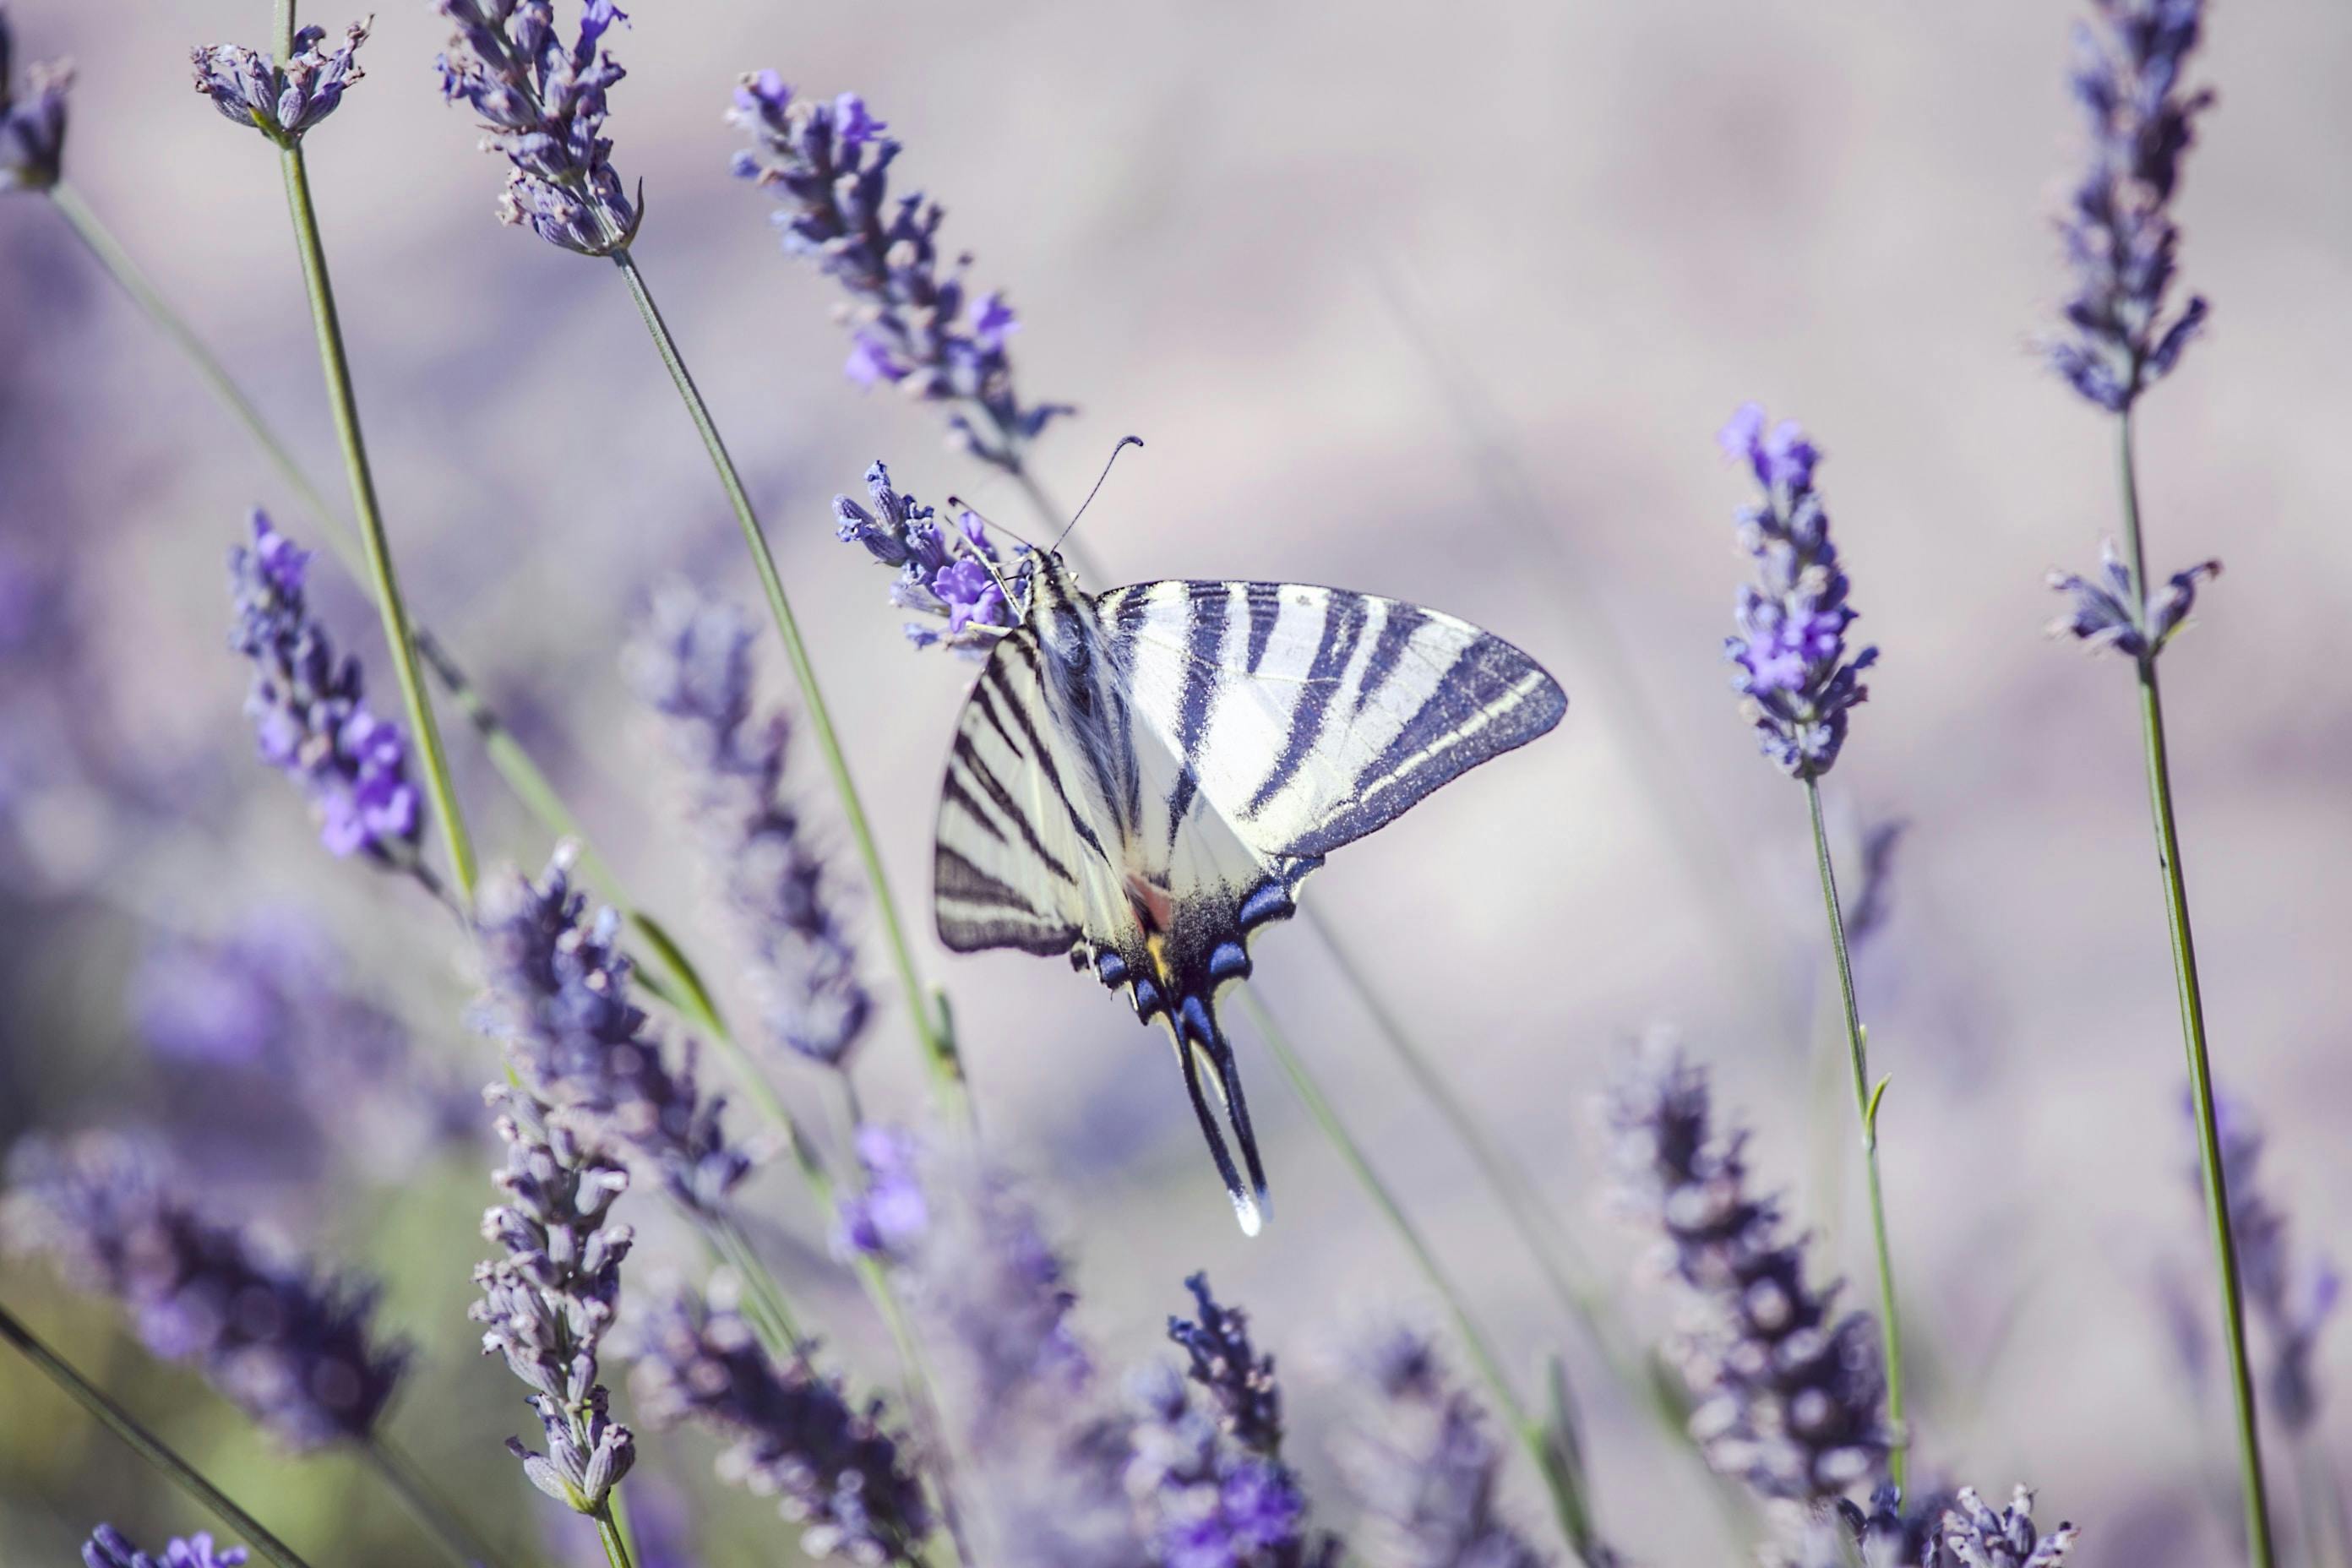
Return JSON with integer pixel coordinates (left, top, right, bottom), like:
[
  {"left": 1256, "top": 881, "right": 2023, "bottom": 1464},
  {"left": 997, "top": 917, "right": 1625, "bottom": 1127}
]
[
  {"left": 435, "top": 0, "right": 639, "bottom": 255},
  {"left": 727, "top": 81, "right": 1072, "bottom": 471},
  {"left": 1340, "top": 1330, "right": 1553, "bottom": 1568},
  {"left": 190, "top": 21, "right": 368, "bottom": 146},
  {"left": 1605, "top": 1042, "right": 1890, "bottom": 1504},
  {"left": 1938, "top": 1487, "right": 2079, "bottom": 1568},
  {"left": 626, "top": 585, "right": 873, "bottom": 1067},
  {"left": 472, "top": 1086, "right": 636, "bottom": 1514},
  {"left": 227, "top": 511, "right": 426, "bottom": 870},
  {"left": 3, "top": 1133, "right": 408, "bottom": 1451},
  {"left": 2048, "top": 0, "right": 2213, "bottom": 411},
  {"left": 1125, "top": 1361, "right": 1336, "bottom": 1568},
  {"left": 1717, "top": 406, "right": 1877, "bottom": 781},
  {"left": 836, "top": 1124, "right": 928, "bottom": 1261},
  {"left": 2190, "top": 1089, "right": 2338, "bottom": 1433},
  {"left": 475, "top": 852, "right": 752, "bottom": 1217},
  {"left": 0, "top": 8, "right": 69, "bottom": 193},
  {"left": 832, "top": 462, "right": 1028, "bottom": 659},
  {"left": 1168, "top": 1272, "right": 1285, "bottom": 1460},
  {"left": 2045, "top": 538, "right": 2219, "bottom": 662},
  {"left": 83, "top": 1527, "right": 249, "bottom": 1568},
  {"left": 630, "top": 1284, "right": 934, "bottom": 1563}
]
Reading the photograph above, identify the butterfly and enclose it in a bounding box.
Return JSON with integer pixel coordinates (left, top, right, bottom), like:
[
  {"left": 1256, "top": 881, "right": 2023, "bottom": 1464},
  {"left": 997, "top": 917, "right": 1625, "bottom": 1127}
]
[{"left": 932, "top": 549, "right": 1566, "bottom": 1234}]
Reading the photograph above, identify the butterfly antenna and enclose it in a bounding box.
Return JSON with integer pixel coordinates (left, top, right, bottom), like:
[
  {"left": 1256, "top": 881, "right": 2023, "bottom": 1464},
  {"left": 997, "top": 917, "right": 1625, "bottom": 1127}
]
[
  {"left": 1051, "top": 434, "right": 1145, "bottom": 557},
  {"left": 944, "top": 496, "right": 1031, "bottom": 613}
]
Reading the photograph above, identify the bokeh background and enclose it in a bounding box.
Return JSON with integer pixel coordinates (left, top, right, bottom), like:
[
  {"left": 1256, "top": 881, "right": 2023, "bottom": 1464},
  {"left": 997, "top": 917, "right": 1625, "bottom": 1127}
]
[{"left": 4, "top": 0, "right": 2349, "bottom": 1563}]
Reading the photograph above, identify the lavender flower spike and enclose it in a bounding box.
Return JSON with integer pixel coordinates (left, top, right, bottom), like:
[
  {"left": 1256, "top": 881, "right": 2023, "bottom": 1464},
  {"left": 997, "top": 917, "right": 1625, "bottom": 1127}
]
[
  {"left": 3, "top": 1132, "right": 408, "bottom": 1451},
  {"left": 475, "top": 851, "right": 753, "bottom": 1218},
  {"left": 1939, "top": 1486, "right": 2080, "bottom": 1568},
  {"left": 435, "top": 0, "right": 640, "bottom": 254},
  {"left": 1126, "top": 1360, "right": 1337, "bottom": 1568},
  {"left": 632, "top": 1283, "right": 934, "bottom": 1564},
  {"left": 228, "top": 511, "right": 426, "bottom": 869},
  {"left": 832, "top": 460, "right": 1027, "bottom": 656},
  {"left": 627, "top": 584, "right": 873, "bottom": 1066},
  {"left": 1168, "top": 1271, "right": 1285, "bottom": 1459},
  {"left": 190, "top": 20, "right": 369, "bottom": 146},
  {"left": 1605, "top": 1043, "right": 1891, "bottom": 1504},
  {"left": 2198, "top": 1091, "right": 2340, "bottom": 1434},
  {"left": 83, "top": 1526, "right": 248, "bottom": 1568},
  {"left": 2046, "top": 537, "right": 2219, "bottom": 662},
  {"left": 729, "top": 78, "right": 1070, "bottom": 469},
  {"left": 1718, "top": 405, "right": 1876, "bottom": 780},
  {"left": 473, "top": 1086, "right": 637, "bottom": 1513},
  {"left": 0, "top": 7, "right": 70, "bottom": 193},
  {"left": 2049, "top": 0, "right": 2213, "bottom": 411},
  {"left": 1340, "top": 1330, "right": 1552, "bottom": 1568}
]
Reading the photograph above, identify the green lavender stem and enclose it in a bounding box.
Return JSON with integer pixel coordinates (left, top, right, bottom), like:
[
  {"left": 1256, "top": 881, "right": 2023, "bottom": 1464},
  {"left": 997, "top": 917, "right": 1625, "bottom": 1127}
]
[
  {"left": 272, "top": 3, "right": 476, "bottom": 904},
  {"left": 606, "top": 243, "right": 962, "bottom": 1111},
  {"left": 2115, "top": 410, "right": 2275, "bottom": 1568},
  {"left": 0, "top": 1301, "right": 313, "bottom": 1568},
  {"left": 364, "top": 1436, "right": 509, "bottom": 1568},
  {"left": 1804, "top": 777, "right": 1906, "bottom": 1490},
  {"left": 1238, "top": 988, "right": 1602, "bottom": 1565},
  {"left": 592, "top": 1510, "right": 636, "bottom": 1568}
]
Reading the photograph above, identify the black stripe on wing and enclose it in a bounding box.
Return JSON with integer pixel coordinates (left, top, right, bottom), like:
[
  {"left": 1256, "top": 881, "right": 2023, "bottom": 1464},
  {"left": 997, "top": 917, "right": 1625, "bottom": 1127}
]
[
  {"left": 1163, "top": 582, "right": 1230, "bottom": 843},
  {"left": 1244, "top": 592, "right": 1369, "bottom": 815},
  {"left": 934, "top": 847, "right": 1078, "bottom": 956}
]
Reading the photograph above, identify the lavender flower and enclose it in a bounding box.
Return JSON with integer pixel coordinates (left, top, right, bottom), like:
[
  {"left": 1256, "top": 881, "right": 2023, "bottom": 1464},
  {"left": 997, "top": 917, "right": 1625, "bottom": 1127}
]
[
  {"left": 2049, "top": 0, "right": 2213, "bottom": 411},
  {"left": 836, "top": 1124, "right": 928, "bottom": 1262},
  {"left": 832, "top": 460, "right": 1026, "bottom": 656},
  {"left": 1937, "top": 1486, "right": 2079, "bottom": 1568},
  {"left": 3, "top": 1132, "right": 408, "bottom": 1451},
  {"left": 475, "top": 852, "right": 751, "bottom": 1217},
  {"left": 1168, "top": 1272, "right": 1285, "bottom": 1459},
  {"left": 0, "top": 8, "right": 69, "bottom": 193},
  {"left": 1126, "top": 1360, "right": 1337, "bottom": 1568},
  {"left": 728, "top": 79, "right": 1070, "bottom": 469},
  {"left": 2045, "top": 538, "right": 2220, "bottom": 662},
  {"left": 626, "top": 585, "right": 872, "bottom": 1064},
  {"left": 227, "top": 512, "right": 423, "bottom": 868},
  {"left": 1718, "top": 406, "right": 1876, "bottom": 781},
  {"left": 473, "top": 1085, "right": 636, "bottom": 1513},
  {"left": 190, "top": 21, "right": 369, "bottom": 146},
  {"left": 1605, "top": 1043, "right": 1890, "bottom": 1503},
  {"left": 435, "top": 0, "right": 639, "bottom": 254},
  {"left": 631, "top": 1284, "right": 933, "bottom": 1564},
  {"left": 2193, "top": 1091, "right": 2339, "bottom": 1434},
  {"left": 83, "top": 1527, "right": 248, "bottom": 1568},
  {"left": 1340, "top": 1330, "right": 1552, "bottom": 1568}
]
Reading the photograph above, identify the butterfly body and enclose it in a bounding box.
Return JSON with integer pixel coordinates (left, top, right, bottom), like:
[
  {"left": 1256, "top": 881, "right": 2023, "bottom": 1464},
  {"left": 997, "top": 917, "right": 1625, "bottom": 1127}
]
[{"left": 934, "top": 552, "right": 1565, "bottom": 1233}]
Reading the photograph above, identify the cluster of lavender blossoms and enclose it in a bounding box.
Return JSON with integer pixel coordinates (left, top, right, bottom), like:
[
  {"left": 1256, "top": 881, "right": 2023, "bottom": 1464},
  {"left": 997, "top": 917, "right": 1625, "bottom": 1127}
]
[
  {"left": 727, "top": 78, "right": 1070, "bottom": 469},
  {"left": 631, "top": 1284, "right": 933, "bottom": 1564},
  {"left": 1605, "top": 1042, "right": 1891, "bottom": 1505},
  {"left": 2197, "top": 1092, "right": 2340, "bottom": 1435},
  {"left": 476, "top": 852, "right": 751, "bottom": 1218},
  {"left": 834, "top": 460, "right": 1026, "bottom": 656},
  {"left": 473, "top": 1086, "right": 637, "bottom": 1514},
  {"left": 2045, "top": 541, "right": 2219, "bottom": 663},
  {"left": 190, "top": 21, "right": 370, "bottom": 146},
  {"left": 227, "top": 514, "right": 424, "bottom": 868},
  {"left": 1339, "top": 1330, "right": 1552, "bottom": 1568},
  {"left": 1717, "top": 406, "right": 1876, "bottom": 781},
  {"left": 1938, "top": 1487, "right": 2079, "bottom": 1568},
  {"left": 435, "top": 0, "right": 640, "bottom": 254},
  {"left": 0, "top": 8, "right": 70, "bottom": 193},
  {"left": 82, "top": 1527, "right": 247, "bottom": 1568},
  {"left": 2049, "top": 0, "right": 2213, "bottom": 411},
  {"left": 627, "top": 585, "right": 873, "bottom": 1065},
  {"left": 2, "top": 1132, "right": 409, "bottom": 1451}
]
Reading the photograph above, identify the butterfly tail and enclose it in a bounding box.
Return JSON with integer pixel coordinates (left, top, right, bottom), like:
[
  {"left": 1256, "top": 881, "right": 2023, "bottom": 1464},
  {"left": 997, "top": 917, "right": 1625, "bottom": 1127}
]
[{"left": 1171, "top": 993, "right": 1270, "bottom": 1236}]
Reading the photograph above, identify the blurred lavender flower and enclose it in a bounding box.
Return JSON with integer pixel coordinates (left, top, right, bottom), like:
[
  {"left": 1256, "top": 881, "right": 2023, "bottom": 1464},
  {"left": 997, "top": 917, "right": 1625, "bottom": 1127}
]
[
  {"left": 0, "top": 8, "right": 70, "bottom": 193},
  {"left": 1842, "top": 819, "right": 1907, "bottom": 952},
  {"left": 631, "top": 1283, "right": 934, "bottom": 1564},
  {"left": 3, "top": 1132, "right": 408, "bottom": 1451},
  {"left": 1606, "top": 1043, "right": 1890, "bottom": 1504},
  {"left": 2048, "top": 0, "right": 2213, "bottom": 411},
  {"left": 1718, "top": 406, "right": 1876, "bottom": 781},
  {"left": 190, "top": 21, "right": 369, "bottom": 146},
  {"left": 434, "top": 0, "right": 639, "bottom": 254},
  {"left": 627, "top": 584, "right": 872, "bottom": 1065},
  {"left": 2192, "top": 1090, "right": 2339, "bottom": 1434},
  {"left": 1126, "top": 1360, "right": 1337, "bottom": 1568},
  {"left": 2045, "top": 539, "right": 2220, "bottom": 662},
  {"left": 227, "top": 512, "right": 424, "bottom": 870},
  {"left": 1938, "top": 1486, "right": 2079, "bottom": 1568},
  {"left": 83, "top": 1526, "right": 248, "bottom": 1568},
  {"left": 473, "top": 1085, "right": 636, "bottom": 1513},
  {"left": 727, "top": 78, "right": 1070, "bottom": 469},
  {"left": 1340, "top": 1329, "right": 1552, "bottom": 1568},
  {"left": 1168, "top": 1271, "right": 1285, "bottom": 1459},
  {"left": 836, "top": 1124, "right": 928, "bottom": 1262},
  {"left": 833, "top": 460, "right": 1027, "bottom": 656},
  {"left": 476, "top": 852, "right": 752, "bottom": 1217}
]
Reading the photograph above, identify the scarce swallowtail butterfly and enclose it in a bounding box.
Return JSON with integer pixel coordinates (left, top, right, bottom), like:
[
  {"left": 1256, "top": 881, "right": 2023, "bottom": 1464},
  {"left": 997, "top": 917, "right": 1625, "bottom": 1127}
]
[{"left": 933, "top": 545, "right": 1566, "bottom": 1235}]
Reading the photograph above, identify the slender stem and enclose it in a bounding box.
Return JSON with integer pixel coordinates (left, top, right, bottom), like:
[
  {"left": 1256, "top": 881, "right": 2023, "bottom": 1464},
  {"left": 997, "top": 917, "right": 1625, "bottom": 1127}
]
[
  {"left": 591, "top": 1508, "right": 635, "bottom": 1568},
  {"left": 276, "top": 140, "right": 476, "bottom": 904},
  {"left": 606, "top": 244, "right": 961, "bottom": 1110},
  {"left": 2115, "top": 410, "right": 2276, "bottom": 1568},
  {"left": 364, "top": 1436, "right": 509, "bottom": 1568},
  {"left": 0, "top": 1302, "right": 313, "bottom": 1568},
  {"left": 1805, "top": 778, "right": 1907, "bottom": 1490}
]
